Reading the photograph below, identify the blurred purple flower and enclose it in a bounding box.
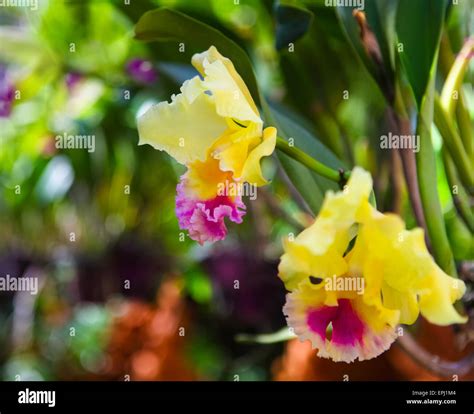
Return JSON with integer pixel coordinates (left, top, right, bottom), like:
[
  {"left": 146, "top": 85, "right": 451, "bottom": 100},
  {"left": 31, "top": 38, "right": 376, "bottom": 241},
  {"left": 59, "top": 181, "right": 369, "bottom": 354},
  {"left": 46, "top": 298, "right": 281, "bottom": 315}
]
[
  {"left": 126, "top": 58, "right": 157, "bottom": 84},
  {"left": 0, "top": 66, "right": 15, "bottom": 118},
  {"left": 204, "top": 249, "right": 286, "bottom": 333},
  {"left": 76, "top": 233, "right": 169, "bottom": 302},
  {"left": 65, "top": 72, "right": 83, "bottom": 92}
]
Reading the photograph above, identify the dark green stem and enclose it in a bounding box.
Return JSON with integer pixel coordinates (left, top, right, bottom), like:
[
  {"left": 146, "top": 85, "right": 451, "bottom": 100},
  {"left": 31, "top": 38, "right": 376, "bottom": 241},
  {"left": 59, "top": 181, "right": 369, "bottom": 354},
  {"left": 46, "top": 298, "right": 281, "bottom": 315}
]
[
  {"left": 442, "top": 150, "right": 474, "bottom": 233},
  {"left": 275, "top": 137, "right": 349, "bottom": 187},
  {"left": 434, "top": 95, "right": 473, "bottom": 194}
]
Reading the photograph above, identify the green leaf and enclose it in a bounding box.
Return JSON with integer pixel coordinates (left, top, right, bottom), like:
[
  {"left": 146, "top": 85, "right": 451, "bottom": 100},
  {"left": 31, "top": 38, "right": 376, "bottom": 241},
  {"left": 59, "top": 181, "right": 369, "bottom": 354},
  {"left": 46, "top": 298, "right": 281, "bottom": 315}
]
[
  {"left": 445, "top": 210, "right": 474, "bottom": 261},
  {"left": 0, "top": 27, "right": 46, "bottom": 64},
  {"left": 265, "top": 104, "right": 345, "bottom": 214},
  {"left": 235, "top": 327, "right": 295, "bottom": 344},
  {"left": 440, "top": 37, "right": 474, "bottom": 117},
  {"left": 442, "top": 150, "right": 474, "bottom": 233},
  {"left": 396, "top": 0, "right": 449, "bottom": 108},
  {"left": 365, "top": 0, "right": 398, "bottom": 73},
  {"left": 416, "top": 65, "right": 457, "bottom": 277},
  {"left": 336, "top": 7, "right": 376, "bottom": 76},
  {"left": 274, "top": 1, "right": 313, "bottom": 51},
  {"left": 134, "top": 7, "right": 260, "bottom": 105},
  {"left": 335, "top": 0, "right": 397, "bottom": 101},
  {"left": 184, "top": 268, "right": 213, "bottom": 305},
  {"left": 434, "top": 94, "right": 473, "bottom": 194}
]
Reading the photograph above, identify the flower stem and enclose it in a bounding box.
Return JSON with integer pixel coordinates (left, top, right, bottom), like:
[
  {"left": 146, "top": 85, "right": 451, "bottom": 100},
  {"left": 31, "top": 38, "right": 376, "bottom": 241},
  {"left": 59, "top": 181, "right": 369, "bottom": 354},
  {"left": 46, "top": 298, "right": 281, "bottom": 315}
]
[
  {"left": 442, "top": 149, "right": 474, "bottom": 233},
  {"left": 235, "top": 327, "right": 296, "bottom": 344},
  {"left": 440, "top": 36, "right": 474, "bottom": 117},
  {"left": 434, "top": 94, "right": 473, "bottom": 194},
  {"left": 416, "top": 77, "right": 458, "bottom": 277},
  {"left": 275, "top": 137, "right": 349, "bottom": 187}
]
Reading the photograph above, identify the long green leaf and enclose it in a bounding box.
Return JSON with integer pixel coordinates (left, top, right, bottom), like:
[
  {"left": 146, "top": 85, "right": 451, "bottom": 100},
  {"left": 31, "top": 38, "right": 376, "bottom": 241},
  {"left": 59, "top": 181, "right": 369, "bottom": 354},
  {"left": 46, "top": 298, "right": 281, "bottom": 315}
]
[
  {"left": 134, "top": 7, "right": 260, "bottom": 105},
  {"left": 434, "top": 94, "right": 473, "bottom": 194},
  {"left": 396, "top": 0, "right": 449, "bottom": 108},
  {"left": 416, "top": 67, "right": 457, "bottom": 277},
  {"left": 235, "top": 327, "right": 295, "bottom": 344},
  {"left": 335, "top": 0, "right": 397, "bottom": 101},
  {"left": 274, "top": 1, "right": 313, "bottom": 51},
  {"left": 367, "top": 0, "right": 398, "bottom": 69}
]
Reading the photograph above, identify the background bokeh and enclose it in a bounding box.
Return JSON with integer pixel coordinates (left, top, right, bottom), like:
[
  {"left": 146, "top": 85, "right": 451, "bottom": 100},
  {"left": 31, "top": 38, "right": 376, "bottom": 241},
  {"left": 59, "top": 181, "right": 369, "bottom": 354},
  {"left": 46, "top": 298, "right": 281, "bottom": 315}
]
[{"left": 0, "top": 0, "right": 472, "bottom": 381}]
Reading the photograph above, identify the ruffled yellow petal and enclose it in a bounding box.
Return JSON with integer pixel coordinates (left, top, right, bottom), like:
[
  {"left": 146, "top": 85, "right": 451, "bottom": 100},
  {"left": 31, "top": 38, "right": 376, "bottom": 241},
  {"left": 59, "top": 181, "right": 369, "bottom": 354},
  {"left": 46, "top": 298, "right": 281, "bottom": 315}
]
[
  {"left": 192, "top": 46, "right": 261, "bottom": 124},
  {"left": 352, "top": 207, "right": 467, "bottom": 326},
  {"left": 210, "top": 123, "right": 275, "bottom": 185},
  {"left": 279, "top": 237, "right": 348, "bottom": 291},
  {"left": 210, "top": 120, "right": 260, "bottom": 176},
  {"left": 278, "top": 167, "right": 371, "bottom": 291},
  {"left": 417, "top": 269, "right": 467, "bottom": 325},
  {"left": 364, "top": 216, "right": 427, "bottom": 291},
  {"left": 184, "top": 155, "right": 234, "bottom": 200},
  {"left": 240, "top": 126, "right": 277, "bottom": 186},
  {"left": 381, "top": 282, "right": 420, "bottom": 325},
  {"left": 300, "top": 167, "right": 372, "bottom": 257},
  {"left": 348, "top": 214, "right": 419, "bottom": 326},
  {"left": 352, "top": 294, "right": 400, "bottom": 334},
  {"left": 137, "top": 77, "right": 227, "bottom": 164}
]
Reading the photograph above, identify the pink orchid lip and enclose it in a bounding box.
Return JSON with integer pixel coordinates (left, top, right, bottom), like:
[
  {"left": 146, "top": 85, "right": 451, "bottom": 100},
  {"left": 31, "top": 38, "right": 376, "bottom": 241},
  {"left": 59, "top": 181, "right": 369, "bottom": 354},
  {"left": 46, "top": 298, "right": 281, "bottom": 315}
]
[
  {"left": 284, "top": 288, "right": 398, "bottom": 362},
  {"left": 306, "top": 299, "right": 365, "bottom": 346},
  {"left": 176, "top": 179, "right": 246, "bottom": 245}
]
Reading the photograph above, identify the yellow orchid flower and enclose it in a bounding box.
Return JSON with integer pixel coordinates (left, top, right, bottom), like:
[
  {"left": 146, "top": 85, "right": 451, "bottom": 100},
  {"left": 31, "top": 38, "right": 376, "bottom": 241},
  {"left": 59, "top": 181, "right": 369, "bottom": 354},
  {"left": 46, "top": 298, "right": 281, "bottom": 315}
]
[
  {"left": 347, "top": 206, "right": 467, "bottom": 326},
  {"left": 279, "top": 167, "right": 467, "bottom": 363},
  {"left": 279, "top": 168, "right": 373, "bottom": 291},
  {"left": 137, "top": 46, "right": 276, "bottom": 244}
]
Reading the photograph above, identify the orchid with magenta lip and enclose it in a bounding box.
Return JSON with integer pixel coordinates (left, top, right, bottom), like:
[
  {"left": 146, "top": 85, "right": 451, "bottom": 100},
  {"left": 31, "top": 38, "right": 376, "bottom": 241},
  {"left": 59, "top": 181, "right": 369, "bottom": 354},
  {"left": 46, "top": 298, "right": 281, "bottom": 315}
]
[
  {"left": 137, "top": 46, "right": 276, "bottom": 244},
  {"left": 279, "top": 168, "right": 467, "bottom": 363}
]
